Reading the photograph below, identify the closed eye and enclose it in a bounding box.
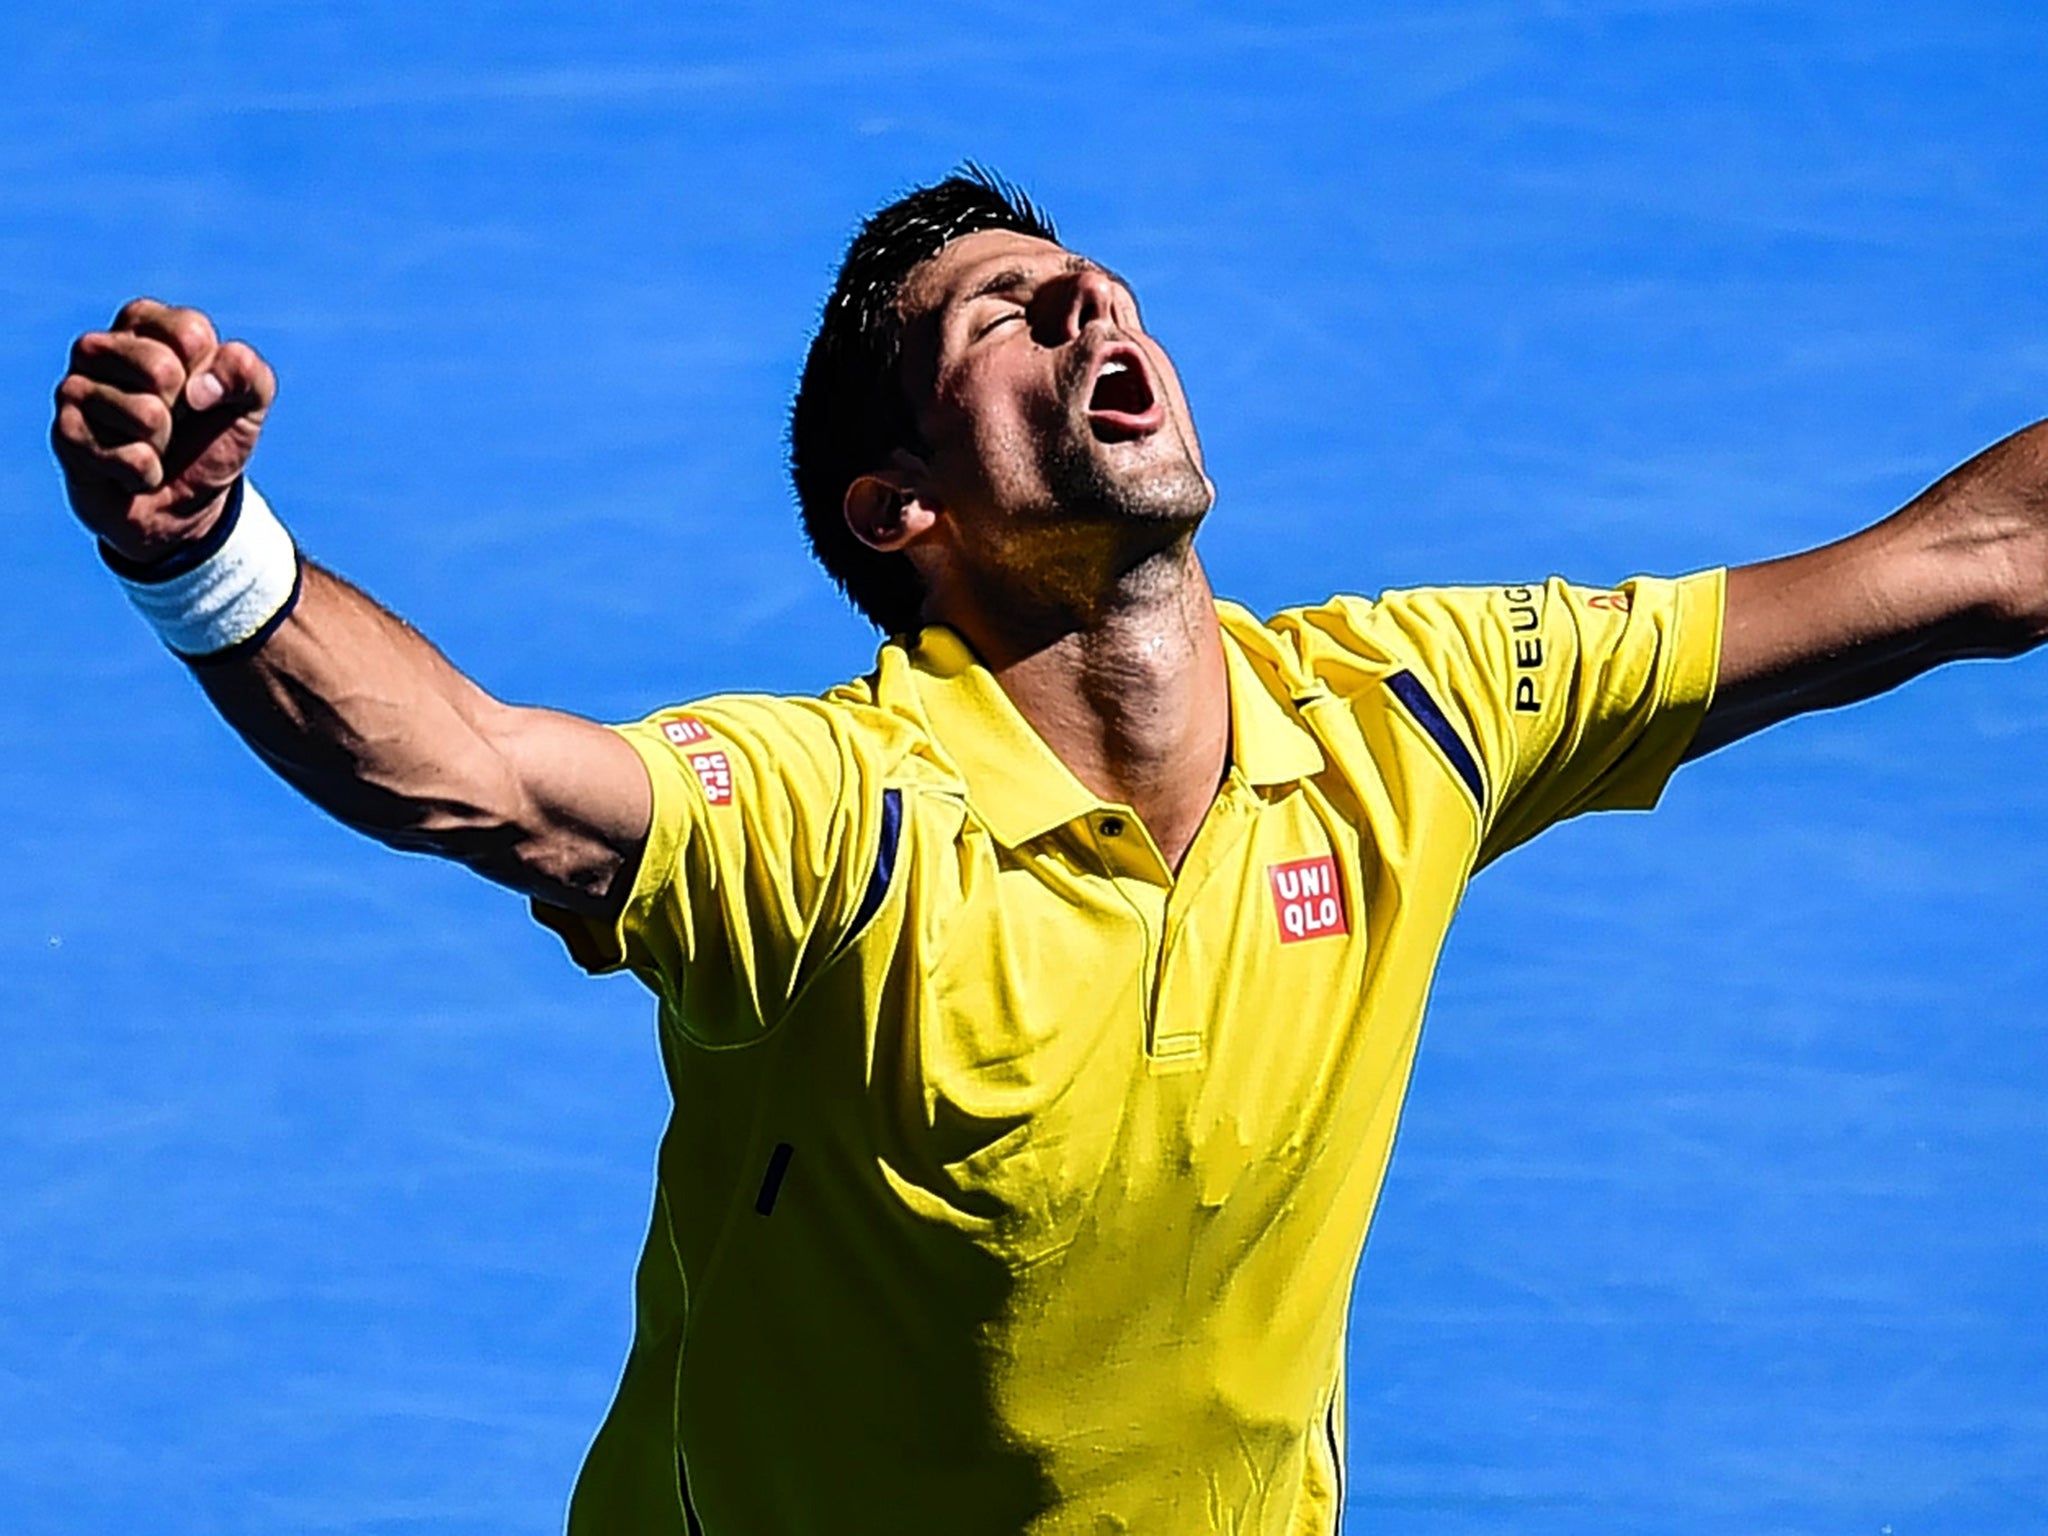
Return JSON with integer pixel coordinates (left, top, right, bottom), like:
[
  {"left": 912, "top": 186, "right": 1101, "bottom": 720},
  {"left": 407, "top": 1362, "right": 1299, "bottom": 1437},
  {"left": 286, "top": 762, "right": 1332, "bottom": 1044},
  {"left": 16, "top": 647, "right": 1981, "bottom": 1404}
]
[{"left": 974, "top": 308, "right": 1025, "bottom": 340}]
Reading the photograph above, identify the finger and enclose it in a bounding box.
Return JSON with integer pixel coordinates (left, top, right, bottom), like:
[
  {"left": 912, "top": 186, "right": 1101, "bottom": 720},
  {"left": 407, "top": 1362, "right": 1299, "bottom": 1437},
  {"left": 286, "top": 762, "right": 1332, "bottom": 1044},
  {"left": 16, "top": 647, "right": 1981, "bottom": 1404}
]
[
  {"left": 185, "top": 339, "right": 275, "bottom": 413},
  {"left": 51, "top": 403, "right": 164, "bottom": 491},
  {"left": 114, "top": 299, "right": 218, "bottom": 374},
  {"left": 68, "top": 330, "right": 188, "bottom": 401},
  {"left": 111, "top": 296, "right": 169, "bottom": 330},
  {"left": 56, "top": 374, "right": 175, "bottom": 453}
]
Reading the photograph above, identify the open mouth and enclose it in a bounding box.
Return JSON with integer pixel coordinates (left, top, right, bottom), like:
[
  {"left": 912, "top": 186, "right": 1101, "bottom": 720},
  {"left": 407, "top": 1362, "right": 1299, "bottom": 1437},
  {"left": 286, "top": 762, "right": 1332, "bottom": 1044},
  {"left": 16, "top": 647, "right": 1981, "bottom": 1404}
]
[{"left": 1084, "top": 348, "right": 1161, "bottom": 435}]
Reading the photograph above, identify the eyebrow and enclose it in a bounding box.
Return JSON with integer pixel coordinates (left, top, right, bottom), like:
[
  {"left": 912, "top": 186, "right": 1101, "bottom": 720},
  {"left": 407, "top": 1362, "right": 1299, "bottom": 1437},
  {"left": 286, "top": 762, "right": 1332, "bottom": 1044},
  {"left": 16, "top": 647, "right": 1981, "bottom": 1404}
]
[
  {"left": 958, "top": 267, "right": 1034, "bottom": 308},
  {"left": 951, "top": 255, "right": 1140, "bottom": 313}
]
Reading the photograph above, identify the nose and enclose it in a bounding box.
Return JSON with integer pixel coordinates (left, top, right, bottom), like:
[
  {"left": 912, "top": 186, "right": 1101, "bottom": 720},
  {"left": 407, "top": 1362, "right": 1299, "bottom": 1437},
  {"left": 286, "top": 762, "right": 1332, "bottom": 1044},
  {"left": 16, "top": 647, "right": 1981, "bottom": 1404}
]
[
  {"left": 1071, "top": 268, "right": 1119, "bottom": 331},
  {"left": 1053, "top": 267, "right": 1123, "bottom": 342}
]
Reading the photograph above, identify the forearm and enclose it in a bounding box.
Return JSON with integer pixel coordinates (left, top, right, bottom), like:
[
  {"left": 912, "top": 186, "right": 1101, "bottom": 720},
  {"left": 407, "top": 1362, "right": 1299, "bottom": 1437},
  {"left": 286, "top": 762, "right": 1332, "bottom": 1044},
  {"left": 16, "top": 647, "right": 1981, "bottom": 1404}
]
[{"left": 192, "top": 561, "right": 530, "bottom": 860}]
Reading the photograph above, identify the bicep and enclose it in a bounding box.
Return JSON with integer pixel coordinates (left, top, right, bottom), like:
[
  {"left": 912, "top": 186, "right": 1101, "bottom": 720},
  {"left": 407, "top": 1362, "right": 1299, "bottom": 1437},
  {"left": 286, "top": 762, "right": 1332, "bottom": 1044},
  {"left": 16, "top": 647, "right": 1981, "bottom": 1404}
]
[{"left": 471, "top": 703, "right": 653, "bottom": 917}]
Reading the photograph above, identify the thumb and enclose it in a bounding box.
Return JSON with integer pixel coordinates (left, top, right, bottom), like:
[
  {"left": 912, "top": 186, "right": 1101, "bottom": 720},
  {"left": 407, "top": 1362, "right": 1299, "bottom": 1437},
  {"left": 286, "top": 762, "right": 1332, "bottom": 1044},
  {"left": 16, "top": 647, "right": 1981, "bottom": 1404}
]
[{"left": 184, "top": 339, "right": 277, "bottom": 414}]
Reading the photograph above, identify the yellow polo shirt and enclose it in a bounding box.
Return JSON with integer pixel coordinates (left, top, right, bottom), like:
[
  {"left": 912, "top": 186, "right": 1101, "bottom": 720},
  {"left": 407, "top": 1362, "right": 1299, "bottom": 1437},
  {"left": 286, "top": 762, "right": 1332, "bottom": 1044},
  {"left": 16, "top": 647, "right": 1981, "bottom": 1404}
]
[{"left": 538, "top": 570, "right": 1724, "bottom": 1535}]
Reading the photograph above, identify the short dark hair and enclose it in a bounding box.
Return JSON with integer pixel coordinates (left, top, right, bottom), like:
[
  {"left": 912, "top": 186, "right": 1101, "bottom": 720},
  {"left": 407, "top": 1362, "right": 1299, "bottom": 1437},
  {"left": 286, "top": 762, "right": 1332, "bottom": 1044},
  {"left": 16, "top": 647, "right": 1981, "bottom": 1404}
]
[{"left": 790, "top": 167, "right": 1057, "bottom": 633}]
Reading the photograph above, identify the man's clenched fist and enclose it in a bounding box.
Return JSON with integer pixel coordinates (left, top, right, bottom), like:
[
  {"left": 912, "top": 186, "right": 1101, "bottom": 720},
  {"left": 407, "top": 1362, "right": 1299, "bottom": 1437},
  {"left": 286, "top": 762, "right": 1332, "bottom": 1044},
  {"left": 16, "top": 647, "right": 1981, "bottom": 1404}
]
[{"left": 51, "top": 299, "right": 276, "bottom": 565}]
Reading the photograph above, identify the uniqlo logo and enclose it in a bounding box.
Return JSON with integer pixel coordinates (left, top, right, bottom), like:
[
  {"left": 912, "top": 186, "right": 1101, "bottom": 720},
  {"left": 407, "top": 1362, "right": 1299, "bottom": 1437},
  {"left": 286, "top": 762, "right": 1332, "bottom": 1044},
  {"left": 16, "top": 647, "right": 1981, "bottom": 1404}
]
[
  {"left": 688, "top": 750, "right": 733, "bottom": 806},
  {"left": 661, "top": 715, "right": 711, "bottom": 747},
  {"left": 1269, "top": 855, "right": 1347, "bottom": 943}
]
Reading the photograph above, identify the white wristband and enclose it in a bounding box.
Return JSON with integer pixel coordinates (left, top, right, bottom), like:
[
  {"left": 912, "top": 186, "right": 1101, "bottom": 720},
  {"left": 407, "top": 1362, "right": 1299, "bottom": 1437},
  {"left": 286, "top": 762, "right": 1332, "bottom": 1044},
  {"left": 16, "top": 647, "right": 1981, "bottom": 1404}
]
[{"left": 109, "top": 480, "right": 303, "bottom": 661}]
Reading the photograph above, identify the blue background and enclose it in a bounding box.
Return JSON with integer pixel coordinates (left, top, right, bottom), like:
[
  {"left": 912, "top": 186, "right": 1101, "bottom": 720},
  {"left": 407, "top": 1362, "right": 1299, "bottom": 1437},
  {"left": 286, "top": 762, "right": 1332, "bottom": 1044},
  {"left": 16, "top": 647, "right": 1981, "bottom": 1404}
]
[{"left": 5, "top": 3, "right": 2047, "bottom": 1531}]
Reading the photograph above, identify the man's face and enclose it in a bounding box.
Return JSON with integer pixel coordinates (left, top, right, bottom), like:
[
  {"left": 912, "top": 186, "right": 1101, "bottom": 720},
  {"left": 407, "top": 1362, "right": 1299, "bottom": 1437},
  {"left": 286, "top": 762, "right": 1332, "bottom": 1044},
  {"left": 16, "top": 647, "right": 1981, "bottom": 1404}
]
[{"left": 894, "top": 229, "right": 1213, "bottom": 573}]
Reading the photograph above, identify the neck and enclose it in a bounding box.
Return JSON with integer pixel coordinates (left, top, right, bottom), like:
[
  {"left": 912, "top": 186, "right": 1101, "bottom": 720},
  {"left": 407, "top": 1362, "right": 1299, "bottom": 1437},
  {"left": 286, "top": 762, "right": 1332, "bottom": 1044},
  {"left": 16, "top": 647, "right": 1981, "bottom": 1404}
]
[{"left": 938, "top": 542, "right": 1231, "bottom": 871}]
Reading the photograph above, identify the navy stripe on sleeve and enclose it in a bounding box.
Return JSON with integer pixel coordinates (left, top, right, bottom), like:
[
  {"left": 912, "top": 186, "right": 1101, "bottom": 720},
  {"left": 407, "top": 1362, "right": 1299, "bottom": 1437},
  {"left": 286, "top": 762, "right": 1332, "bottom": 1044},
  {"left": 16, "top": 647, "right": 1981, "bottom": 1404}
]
[
  {"left": 836, "top": 787, "right": 902, "bottom": 955},
  {"left": 1385, "top": 670, "right": 1486, "bottom": 810}
]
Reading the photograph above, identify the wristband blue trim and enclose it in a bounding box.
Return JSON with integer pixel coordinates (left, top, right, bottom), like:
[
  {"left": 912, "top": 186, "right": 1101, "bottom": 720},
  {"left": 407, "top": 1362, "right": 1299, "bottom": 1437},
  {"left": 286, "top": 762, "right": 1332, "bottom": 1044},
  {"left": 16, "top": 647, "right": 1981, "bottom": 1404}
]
[{"left": 98, "top": 478, "right": 246, "bottom": 583}]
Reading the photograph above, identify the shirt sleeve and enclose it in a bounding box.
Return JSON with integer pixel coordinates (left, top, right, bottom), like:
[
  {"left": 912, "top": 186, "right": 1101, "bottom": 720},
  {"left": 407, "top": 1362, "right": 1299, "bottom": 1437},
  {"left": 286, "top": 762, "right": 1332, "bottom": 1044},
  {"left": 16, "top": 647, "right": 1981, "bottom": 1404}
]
[
  {"left": 1283, "top": 570, "right": 1725, "bottom": 867},
  {"left": 529, "top": 694, "right": 887, "bottom": 1046}
]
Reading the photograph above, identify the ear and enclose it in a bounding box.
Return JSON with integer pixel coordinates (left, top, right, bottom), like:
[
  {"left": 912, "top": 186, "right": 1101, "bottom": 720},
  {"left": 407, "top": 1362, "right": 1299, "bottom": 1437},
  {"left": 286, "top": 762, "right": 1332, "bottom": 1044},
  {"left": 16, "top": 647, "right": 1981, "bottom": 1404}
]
[{"left": 843, "top": 454, "right": 942, "bottom": 554}]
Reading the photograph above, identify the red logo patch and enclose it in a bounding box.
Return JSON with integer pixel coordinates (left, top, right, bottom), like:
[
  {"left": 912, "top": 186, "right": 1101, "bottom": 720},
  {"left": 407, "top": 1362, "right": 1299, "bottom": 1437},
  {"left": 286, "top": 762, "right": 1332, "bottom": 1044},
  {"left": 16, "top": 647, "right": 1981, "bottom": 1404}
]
[
  {"left": 688, "top": 750, "right": 733, "bottom": 806},
  {"left": 1585, "top": 591, "right": 1632, "bottom": 612},
  {"left": 1269, "top": 855, "right": 1347, "bottom": 943},
  {"left": 661, "top": 715, "right": 711, "bottom": 746}
]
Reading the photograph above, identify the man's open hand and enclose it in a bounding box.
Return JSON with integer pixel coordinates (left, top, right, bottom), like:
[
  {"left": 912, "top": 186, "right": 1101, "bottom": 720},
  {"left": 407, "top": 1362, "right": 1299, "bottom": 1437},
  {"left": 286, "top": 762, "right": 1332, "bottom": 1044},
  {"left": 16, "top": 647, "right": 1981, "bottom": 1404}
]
[{"left": 52, "top": 299, "right": 276, "bottom": 565}]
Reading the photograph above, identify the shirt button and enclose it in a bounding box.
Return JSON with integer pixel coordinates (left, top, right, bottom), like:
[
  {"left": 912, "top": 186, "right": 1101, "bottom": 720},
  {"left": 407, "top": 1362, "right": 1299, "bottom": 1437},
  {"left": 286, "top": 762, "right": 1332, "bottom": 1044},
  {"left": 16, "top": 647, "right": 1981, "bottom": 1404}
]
[{"left": 1098, "top": 816, "right": 1125, "bottom": 839}]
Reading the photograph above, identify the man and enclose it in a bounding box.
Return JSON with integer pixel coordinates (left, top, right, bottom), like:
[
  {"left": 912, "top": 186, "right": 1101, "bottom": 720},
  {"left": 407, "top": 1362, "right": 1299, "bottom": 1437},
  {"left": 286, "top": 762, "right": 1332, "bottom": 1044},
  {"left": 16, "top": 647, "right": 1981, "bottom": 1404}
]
[{"left": 50, "top": 169, "right": 2048, "bottom": 1533}]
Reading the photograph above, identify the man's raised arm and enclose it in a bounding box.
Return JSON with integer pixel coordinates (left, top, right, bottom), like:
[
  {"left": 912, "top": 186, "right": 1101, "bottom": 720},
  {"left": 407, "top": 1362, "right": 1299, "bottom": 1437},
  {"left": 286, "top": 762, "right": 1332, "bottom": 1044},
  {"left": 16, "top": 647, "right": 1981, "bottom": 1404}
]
[
  {"left": 1688, "top": 420, "right": 2048, "bottom": 758},
  {"left": 51, "top": 299, "right": 651, "bottom": 916}
]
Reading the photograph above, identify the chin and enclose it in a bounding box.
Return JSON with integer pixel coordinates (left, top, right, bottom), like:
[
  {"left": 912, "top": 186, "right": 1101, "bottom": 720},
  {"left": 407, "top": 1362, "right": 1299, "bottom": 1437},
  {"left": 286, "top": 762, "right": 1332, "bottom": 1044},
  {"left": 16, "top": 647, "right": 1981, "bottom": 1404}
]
[
  {"left": 1124, "top": 467, "right": 1215, "bottom": 530},
  {"left": 1049, "top": 437, "right": 1214, "bottom": 529}
]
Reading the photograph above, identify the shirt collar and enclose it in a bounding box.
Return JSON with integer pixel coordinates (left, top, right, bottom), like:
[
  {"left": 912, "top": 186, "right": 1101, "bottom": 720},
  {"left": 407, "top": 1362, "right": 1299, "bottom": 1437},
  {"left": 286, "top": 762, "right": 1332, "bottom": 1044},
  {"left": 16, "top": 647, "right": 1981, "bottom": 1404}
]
[
  {"left": 903, "top": 609, "right": 1326, "bottom": 849},
  {"left": 1218, "top": 610, "right": 1328, "bottom": 788}
]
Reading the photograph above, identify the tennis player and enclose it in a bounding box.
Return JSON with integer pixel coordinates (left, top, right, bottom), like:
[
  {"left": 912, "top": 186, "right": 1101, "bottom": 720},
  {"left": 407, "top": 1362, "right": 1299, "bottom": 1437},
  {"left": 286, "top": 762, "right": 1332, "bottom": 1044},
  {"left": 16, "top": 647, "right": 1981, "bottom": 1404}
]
[{"left": 51, "top": 172, "right": 2048, "bottom": 1534}]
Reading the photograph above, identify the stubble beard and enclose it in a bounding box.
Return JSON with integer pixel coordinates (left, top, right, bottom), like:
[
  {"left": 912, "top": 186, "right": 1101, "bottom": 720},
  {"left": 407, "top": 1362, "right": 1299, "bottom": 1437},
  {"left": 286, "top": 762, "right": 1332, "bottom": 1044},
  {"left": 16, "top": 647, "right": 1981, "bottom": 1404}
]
[
  {"left": 971, "top": 429, "right": 1214, "bottom": 628},
  {"left": 960, "top": 367, "right": 1216, "bottom": 628},
  {"left": 1042, "top": 415, "right": 1214, "bottom": 546}
]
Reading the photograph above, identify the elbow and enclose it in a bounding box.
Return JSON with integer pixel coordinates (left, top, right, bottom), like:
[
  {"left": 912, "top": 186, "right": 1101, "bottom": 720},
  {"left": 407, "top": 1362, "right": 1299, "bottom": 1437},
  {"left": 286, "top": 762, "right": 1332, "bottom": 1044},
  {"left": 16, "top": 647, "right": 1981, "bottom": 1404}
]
[
  {"left": 365, "top": 798, "right": 526, "bottom": 865},
  {"left": 1943, "top": 419, "right": 2048, "bottom": 656},
  {"left": 353, "top": 781, "right": 623, "bottom": 914},
  {"left": 1971, "top": 533, "right": 2048, "bottom": 658},
  {"left": 278, "top": 732, "right": 534, "bottom": 870}
]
